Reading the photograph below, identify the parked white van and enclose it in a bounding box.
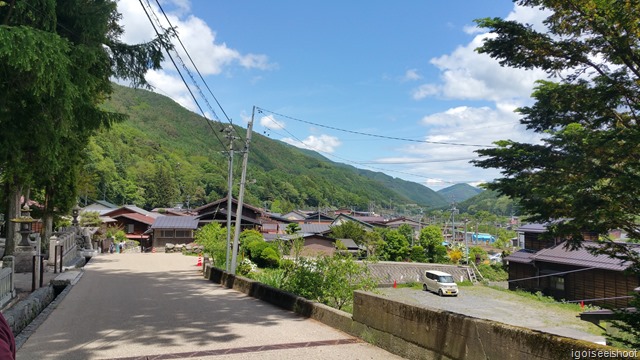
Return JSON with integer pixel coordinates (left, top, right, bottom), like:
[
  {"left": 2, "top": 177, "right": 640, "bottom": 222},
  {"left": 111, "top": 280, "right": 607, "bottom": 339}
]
[{"left": 422, "top": 270, "right": 459, "bottom": 297}]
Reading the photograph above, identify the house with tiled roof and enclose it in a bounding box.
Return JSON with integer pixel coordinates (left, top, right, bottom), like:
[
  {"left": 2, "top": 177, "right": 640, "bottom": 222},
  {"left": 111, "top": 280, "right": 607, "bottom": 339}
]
[
  {"left": 102, "top": 206, "right": 157, "bottom": 249},
  {"left": 506, "top": 223, "right": 640, "bottom": 307},
  {"left": 149, "top": 216, "right": 199, "bottom": 250},
  {"left": 331, "top": 214, "right": 375, "bottom": 231},
  {"left": 194, "top": 196, "right": 265, "bottom": 232}
]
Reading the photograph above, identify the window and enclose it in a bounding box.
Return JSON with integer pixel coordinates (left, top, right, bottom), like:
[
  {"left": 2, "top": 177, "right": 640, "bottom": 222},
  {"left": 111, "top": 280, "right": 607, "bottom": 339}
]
[
  {"left": 175, "top": 230, "right": 191, "bottom": 238},
  {"left": 160, "top": 230, "right": 174, "bottom": 238},
  {"left": 126, "top": 224, "right": 134, "bottom": 234},
  {"left": 550, "top": 276, "right": 565, "bottom": 291}
]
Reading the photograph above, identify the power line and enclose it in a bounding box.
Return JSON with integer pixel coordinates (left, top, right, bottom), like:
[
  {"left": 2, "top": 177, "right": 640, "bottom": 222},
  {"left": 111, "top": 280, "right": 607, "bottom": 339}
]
[
  {"left": 138, "top": 0, "right": 230, "bottom": 156},
  {"left": 152, "top": 0, "right": 245, "bottom": 143},
  {"left": 256, "top": 107, "right": 497, "bottom": 148},
  {"left": 258, "top": 109, "right": 462, "bottom": 186}
]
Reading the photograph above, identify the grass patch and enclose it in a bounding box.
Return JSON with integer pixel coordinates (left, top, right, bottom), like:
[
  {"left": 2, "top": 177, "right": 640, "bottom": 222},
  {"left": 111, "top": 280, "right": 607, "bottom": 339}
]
[{"left": 487, "top": 286, "right": 599, "bottom": 313}]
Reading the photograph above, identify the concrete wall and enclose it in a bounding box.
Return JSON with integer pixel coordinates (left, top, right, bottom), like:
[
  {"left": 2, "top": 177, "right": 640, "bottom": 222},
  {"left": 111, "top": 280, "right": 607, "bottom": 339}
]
[
  {"left": 205, "top": 265, "right": 636, "bottom": 360},
  {"left": 365, "top": 262, "right": 472, "bottom": 285}
]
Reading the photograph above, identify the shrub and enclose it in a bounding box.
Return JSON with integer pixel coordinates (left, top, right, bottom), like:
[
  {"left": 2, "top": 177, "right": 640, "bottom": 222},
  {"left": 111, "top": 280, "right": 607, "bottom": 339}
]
[
  {"left": 409, "top": 246, "right": 427, "bottom": 262},
  {"left": 258, "top": 247, "right": 280, "bottom": 268}
]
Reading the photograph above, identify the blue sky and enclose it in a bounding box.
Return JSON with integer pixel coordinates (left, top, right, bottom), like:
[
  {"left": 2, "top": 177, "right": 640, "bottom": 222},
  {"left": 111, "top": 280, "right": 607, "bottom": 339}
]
[{"left": 118, "top": 1, "right": 548, "bottom": 191}]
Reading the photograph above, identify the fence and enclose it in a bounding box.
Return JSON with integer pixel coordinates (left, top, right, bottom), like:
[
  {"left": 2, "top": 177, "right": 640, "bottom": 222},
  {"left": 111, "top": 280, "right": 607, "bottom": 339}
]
[
  {"left": 48, "top": 230, "right": 78, "bottom": 268},
  {"left": 0, "top": 256, "right": 15, "bottom": 308}
]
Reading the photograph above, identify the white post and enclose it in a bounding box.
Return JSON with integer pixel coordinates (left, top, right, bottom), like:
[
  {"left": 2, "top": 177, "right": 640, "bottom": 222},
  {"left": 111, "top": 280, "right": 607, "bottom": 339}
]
[{"left": 49, "top": 235, "right": 58, "bottom": 266}]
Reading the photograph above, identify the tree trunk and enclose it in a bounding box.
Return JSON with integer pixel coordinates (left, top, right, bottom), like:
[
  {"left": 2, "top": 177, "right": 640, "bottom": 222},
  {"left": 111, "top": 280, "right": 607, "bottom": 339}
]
[{"left": 4, "top": 183, "right": 22, "bottom": 256}]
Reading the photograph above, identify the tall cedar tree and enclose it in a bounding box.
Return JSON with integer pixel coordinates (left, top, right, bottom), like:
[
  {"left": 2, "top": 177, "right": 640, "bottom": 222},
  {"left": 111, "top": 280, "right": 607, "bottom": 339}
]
[
  {"left": 473, "top": 0, "right": 640, "bottom": 348},
  {"left": 0, "top": 0, "right": 170, "bottom": 252}
]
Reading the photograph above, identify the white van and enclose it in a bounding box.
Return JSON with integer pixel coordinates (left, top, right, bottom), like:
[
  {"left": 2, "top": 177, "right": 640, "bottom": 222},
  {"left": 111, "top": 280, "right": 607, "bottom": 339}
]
[{"left": 422, "top": 270, "right": 459, "bottom": 297}]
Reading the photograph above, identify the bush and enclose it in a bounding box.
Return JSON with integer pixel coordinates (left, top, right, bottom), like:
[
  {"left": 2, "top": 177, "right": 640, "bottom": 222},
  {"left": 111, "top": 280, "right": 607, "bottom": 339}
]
[
  {"left": 409, "top": 246, "right": 427, "bottom": 262},
  {"left": 246, "top": 240, "right": 269, "bottom": 260},
  {"left": 236, "top": 259, "right": 256, "bottom": 276},
  {"left": 258, "top": 247, "right": 280, "bottom": 268},
  {"left": 477, "top": 263, "right": 508, "bottom": 281}
]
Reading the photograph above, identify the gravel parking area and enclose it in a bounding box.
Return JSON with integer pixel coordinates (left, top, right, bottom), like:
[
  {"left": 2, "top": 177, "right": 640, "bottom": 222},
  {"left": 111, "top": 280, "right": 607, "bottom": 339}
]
[{"left": 379, "top": 285, "right": 607, "bottom": 344}]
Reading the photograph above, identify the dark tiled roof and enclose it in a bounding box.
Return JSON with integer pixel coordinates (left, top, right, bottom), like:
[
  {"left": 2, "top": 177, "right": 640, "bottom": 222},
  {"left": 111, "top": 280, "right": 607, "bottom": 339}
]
[
  {"left": 150, "top": 216, "right": 199, "bottom": 230},
  {"left": 300, "top": 224, "right": 331, "bottom": 234},
  {"left": 516, "top": 223, "right": 548, "bottom": 233},
  {"left": 534, "top": 244, "right": 634, "bottom": 271},
  {"left": 505, "top": 249, "right": 536, "bottom": 264}
]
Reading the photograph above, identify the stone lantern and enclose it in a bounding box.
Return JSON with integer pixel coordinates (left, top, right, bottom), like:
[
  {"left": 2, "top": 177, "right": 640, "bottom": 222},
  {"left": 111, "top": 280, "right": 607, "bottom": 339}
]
[
  {"left": 11, "top": 205, "right": 37, "bottom": 273},
  {"left": 72, "top": 204, "right": 81, "bottom": 227}
]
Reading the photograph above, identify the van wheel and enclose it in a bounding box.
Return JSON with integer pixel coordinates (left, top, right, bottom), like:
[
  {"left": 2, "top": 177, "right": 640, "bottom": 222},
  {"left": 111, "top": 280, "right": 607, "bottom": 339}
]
[
  {"left": 422, "top": 284, "right": 427, "bottom": 291},
  {"left": 438, "top": 289, "right": 444, "bottom": 297}
]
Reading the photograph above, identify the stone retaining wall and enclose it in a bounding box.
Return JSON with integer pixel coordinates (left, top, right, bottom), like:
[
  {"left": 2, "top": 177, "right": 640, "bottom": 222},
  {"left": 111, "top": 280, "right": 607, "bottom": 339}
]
[
  {"left": 2, "top": 286, "right": 55, "bottom": 335},
  {"left": 205, "top": 265, "right": 637, "bottom": 360}
]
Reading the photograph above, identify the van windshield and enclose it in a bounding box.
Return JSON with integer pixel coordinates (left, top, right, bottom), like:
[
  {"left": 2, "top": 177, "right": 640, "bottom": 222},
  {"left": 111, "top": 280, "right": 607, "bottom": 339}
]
[{"left": 438, "top": 276, "right": 454, "bottom": 283}]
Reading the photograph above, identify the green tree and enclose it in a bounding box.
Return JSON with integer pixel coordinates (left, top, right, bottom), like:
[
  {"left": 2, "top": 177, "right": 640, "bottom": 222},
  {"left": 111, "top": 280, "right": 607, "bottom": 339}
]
[
  {"left": 194, "top": 223, "right": 227, "bottom": 267},
  {"left": 0, "top": 0, "right": 168, "bottom": 252},
  {"left": 409, "top": 245, "right": 427, "bottom": 263},
  {"left": 285, "top": 223, "right": 301, "bottom": 235},
  {"left": 418, "top": 225, "right": 446, "bottom": 262},
  {"left": 79, "top": 211, "right": 101, "bottom": 227},
  {"left": 418, "top": 225, "right": 443, "bottom": 248},
  {"left": 281, "top": 255, "right": 377, "bottom": 311},
  {"left": 380, "top": 229, "right": 410, "bottom": 261},
  {"left": 397, "top": 224, "right": 415, "bottom": 246},
  {"left": 362, "top": 230, "right": 384, "bottom": 259},
  {"left": 329, "top": 221, "right": 366, "bottom": 245},
  {"left": 474, "top": 2, "right": 640, "bottom": 345}
]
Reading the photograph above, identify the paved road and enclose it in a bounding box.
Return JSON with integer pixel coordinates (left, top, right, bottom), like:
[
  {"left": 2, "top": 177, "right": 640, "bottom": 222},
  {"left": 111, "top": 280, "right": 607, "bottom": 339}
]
[{"left": 18, "top": 253, "right": 402, "bottom": 360}]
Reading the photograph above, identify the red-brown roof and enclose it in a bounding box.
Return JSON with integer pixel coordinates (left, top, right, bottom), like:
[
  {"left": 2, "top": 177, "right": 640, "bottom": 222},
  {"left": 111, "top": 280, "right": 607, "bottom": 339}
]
[{"left": 112, "top": 213, "right": 155, "bottom": 226}]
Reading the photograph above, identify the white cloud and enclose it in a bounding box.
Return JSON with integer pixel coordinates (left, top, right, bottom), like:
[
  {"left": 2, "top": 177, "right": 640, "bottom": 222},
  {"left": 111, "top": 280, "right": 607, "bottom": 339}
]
[
  {"left": 403, "top": 69, "right": 422, "bottom": 81},
  {"left": 144, "top": 70, "right": 199, "bottom": 112},
  {"left": 281, "top": 135, "right": 341, "bottom": 153},
  {"left": 412, "top": 84, "right": 440, "bottom": 100},
  {"left": 260, "top": 115, "right": 285, "bottom": 130},
  {"left": 117, "top": 0, "right": 274, "bottom": 75},
  {"left": 399, "top": 3, "right": 554, "bottom": 188}
]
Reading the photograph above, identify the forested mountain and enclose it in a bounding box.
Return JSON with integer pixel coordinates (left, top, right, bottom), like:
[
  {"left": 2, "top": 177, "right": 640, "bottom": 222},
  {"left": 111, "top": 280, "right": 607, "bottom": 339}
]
[
  {"left": 437, "top": 183, "right": 483, "bottom": 203},
  {"left": 83, "top": 84, "right": 447, "bottom": 212},
  {"left": 456, "top": 189, "right": 518, "bottom": 217}
]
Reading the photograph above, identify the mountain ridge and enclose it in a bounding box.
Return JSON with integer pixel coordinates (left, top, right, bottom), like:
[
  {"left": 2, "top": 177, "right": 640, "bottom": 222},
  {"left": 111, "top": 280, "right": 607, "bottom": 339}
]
[{"left": 86, "top": 84, "right": 451, "bottom": 212}]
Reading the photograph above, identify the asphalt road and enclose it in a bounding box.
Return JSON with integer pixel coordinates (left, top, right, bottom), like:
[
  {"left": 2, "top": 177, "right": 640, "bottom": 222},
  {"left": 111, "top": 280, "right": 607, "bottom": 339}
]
[{"left": 18, "top": 253, "right": 402, "bottom": 360}]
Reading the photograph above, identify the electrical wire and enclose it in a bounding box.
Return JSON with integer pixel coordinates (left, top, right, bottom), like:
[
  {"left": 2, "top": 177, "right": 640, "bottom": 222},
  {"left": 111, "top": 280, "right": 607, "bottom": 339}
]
[
  {"left": 152, "top": 0, "right": 245, "bottom": 143},
  {"left": 257, "top": 107, "right": 498, "bottom": 148},
  {"left": 257, "top": 109, "right": 463, "bottom": 186},
  {"left": 138, "top": 0, "right": 230, "bottom": 156}
]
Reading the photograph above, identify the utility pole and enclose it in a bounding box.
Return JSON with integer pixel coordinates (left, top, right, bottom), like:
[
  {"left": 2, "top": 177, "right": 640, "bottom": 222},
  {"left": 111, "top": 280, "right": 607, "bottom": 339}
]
[
  {"left": 450, "top": 203, "right": 458, "bottom": 243},
  {"left": 230, "top": 107, "right": 254, "bottom": 274},
  {"left": 224, "top": 125, "right": 237, "bottom": 272},
  {"left": 463, "top": 218, "right": 469, "bottom": 263}
]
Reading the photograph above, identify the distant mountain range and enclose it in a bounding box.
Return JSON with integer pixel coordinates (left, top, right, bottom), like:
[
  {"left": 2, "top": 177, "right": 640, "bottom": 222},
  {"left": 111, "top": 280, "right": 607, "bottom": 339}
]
[
  {"left": 437, "top": 183, "right": 484, "bottom": 203},
  {"left": 87, "top": 84, "right": 485, "bottom": 213}
]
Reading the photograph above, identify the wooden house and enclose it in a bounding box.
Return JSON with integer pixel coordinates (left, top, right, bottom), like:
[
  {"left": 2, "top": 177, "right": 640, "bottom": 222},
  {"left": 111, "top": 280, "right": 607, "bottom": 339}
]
[
  {"left": 506, "top": 223, "right": 640, "bottom": 307},
  {"left": 149, "top": 216, "right": 199, "bottom": 250},
  {"left": 102, "top": 206, "right": 158, "bottom": 248},
  {"left": 194, "top": 196, "right": 264, "bottom": 231}
]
